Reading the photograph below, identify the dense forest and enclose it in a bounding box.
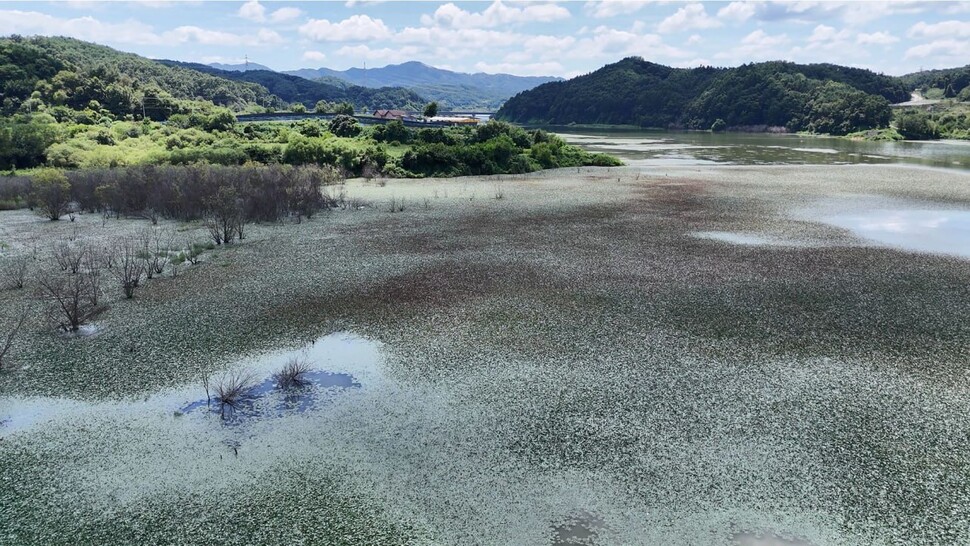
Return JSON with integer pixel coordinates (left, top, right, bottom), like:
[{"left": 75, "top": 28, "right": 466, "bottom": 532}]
[
  {"left": 0, "top": 36, "right": 283, "bottom": 120},
  {"left": 161, "top": 62, "right": 427, "bottom": 112},
  {"left": 497, "top": 57, "right": 908, "bottom": 135}
]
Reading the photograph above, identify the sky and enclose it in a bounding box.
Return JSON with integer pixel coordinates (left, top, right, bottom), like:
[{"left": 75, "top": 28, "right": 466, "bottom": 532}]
[{"left": 0, "top": 1, "right": 968, "bottom": 77}]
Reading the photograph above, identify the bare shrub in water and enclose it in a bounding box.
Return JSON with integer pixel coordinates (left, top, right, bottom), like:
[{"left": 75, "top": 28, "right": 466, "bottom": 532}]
[
  {"left": 52, "top": 242, "right": 86, "bottom": 274},
  {"left": 37, "top": 267, "right": 104, "bottom": 332},
  {"left": 2, "top": 255, "right": 31, "bottom": 290},
  {"left": 112, "top": 238, "right": 145, "bottom": 299},
  {"left": 214, "top": 371, "right": 256, "bottom": 419},
  {"left": 0, "top": 303, "right": 29, "bottom": 370},
  {"left": 273, "top": 358, "right": 312, "bottom": 390}
]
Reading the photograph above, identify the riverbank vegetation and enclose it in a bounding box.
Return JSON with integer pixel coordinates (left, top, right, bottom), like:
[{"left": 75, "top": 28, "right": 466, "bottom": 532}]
[{"left": 0, "top": 113, "right": 619, "bottom": 179}]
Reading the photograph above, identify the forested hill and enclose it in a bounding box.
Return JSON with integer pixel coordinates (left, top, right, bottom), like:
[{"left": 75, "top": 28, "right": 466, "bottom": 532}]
[
  {"left": 900, "top": 66, "right": 970, "bottom": 100},
  {"left": 160, "top": 61, "right": 426, "bottom": 112},
  {"left": 0, "top": 36, "right": 282, "bottom": 118},
  {"left": 496, "top": 57, "right": 908, "bottom": 135}
]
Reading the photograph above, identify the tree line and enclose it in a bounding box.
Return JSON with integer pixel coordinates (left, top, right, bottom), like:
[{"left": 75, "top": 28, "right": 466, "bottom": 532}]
[{"left": 497, "top": 57, "right": 908, "bottom": 135}]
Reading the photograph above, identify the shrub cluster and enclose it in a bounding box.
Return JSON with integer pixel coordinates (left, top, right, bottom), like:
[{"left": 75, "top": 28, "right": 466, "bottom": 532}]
[
  {"left": 401, "top": 122, "right": 620, "bottom": 177},
  {"left": 63, "top": 164, "right": 342, "bottom": 224}
]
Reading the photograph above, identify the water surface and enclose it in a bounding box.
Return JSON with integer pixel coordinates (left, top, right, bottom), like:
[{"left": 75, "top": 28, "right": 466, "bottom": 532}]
[
  {"left": 799, "top": 197, "right": 970, "bottom": 259},
  {"left": 559, "top": 129, "right": 970, "bottom": 171}
]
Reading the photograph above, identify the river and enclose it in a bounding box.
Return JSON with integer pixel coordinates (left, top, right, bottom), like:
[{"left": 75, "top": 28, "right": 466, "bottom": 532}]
[{"left": 557, "top": 129, "right": 970, "bottom": 171}]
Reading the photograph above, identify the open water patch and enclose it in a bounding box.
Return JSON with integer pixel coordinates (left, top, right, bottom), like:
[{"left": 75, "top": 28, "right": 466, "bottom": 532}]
[
  {"left": 692, "top": 231, "right": 815, "bottom": 248},
  {"left": 800, "top": 197, "right": 970, "bottom": 259},
  {"left": 179, "top": 370, "right": 360, "bottom": 422},
  {"left": 0, "top": 332, "right": 381, "bottom": 435}
]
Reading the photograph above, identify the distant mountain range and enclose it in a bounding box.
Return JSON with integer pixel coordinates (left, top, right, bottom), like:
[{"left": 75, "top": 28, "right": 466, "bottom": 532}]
[
  {"left": 163, "top": 61, "right": 426, "bottom": 111},
  {"left": 208, "top": 62, "right": 273, "bottom": 72},
  {"left": 208, "top": 61, "right": 560, "bottom": 111}
]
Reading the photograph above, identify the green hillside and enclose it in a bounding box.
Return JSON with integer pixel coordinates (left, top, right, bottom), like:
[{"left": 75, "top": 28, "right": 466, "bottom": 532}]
[
  {"left": 900, "top": 66, "right": 970, "bottom": 100},
  {"left": 161, "top": 61, "right": 426, "bottom": 112},
  {"left": 497, "top": 57, "right": 906, "bottom": 135},
  {"left": 0, "top": 36, "right": 283, "bottom": 120}
]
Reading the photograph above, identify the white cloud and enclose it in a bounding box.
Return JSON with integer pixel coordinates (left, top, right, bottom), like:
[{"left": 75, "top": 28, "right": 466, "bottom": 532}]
[
  {"left": 584, "top": 0, "right": 654, "bottom": 19},
  {"left": 473, "top": 60, "right": 563, "bottom": 77},
  {"left": 856, "top": 31, "right": 898, "bottom": 46},
  {"left": 334, "top": 44, "right": 423, "bottom": 65},
  {"left": 908, "top": 20, "right": 970, "bottom": 38},
  {"left": 523, "top": 35, "right": 577, "bottom": 58},
  {"left": 238, "top": 0, "right": 265, "bottom": 23},
  {"left": 792, "top": 24, "right": 855, "bottom": 59},
  {"left": 716, "top": 29, "right": 789, "bottom": 61},
  {"left": 420, "top": 1, "right": 569, "bottom": 29},
  {"left": 904, "top": 38, "right": 970, "bottom": 61},
  {"left": 164, "top": 26, "right": 284, "bottom": 46},
  {"left": 0, "top": 9, "right": 161, "bottom": 45},
  {"left": 807, "top": 24, "right": 850, "bottom": 44},
  {"left": 570, "top": 25, "right": 687, "bottom": 61},
  {"left": 269, "top": 7, "right": 303, "bottom": 24},
  {"left": 742, "top": 29, "right": 788, "bottom": 47},
  {"left": 302, "top": 50, "right": 327, "bottom": 62},
  {"left": 672, "top": 58, "right": 713, "bottom": 68},
  {"left": 394, "top": 26, "right": 523, "bottom": 51},
  {"left": 717, "top": 2, "right": 759, "bottom": 23},
  {"left": 299, "top": 15, "right": 391, "bottom": 42},
  {"left": 657, "top": 3, "right": 722, "bottom": 34},
  {"left": 686, "top": 34, "right": 702, "bottom": 45}
]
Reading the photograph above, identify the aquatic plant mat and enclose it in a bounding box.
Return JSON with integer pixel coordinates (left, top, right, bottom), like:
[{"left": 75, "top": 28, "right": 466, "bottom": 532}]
[{"left": 2, "top": 164, "right": 970, "bottom": 544}]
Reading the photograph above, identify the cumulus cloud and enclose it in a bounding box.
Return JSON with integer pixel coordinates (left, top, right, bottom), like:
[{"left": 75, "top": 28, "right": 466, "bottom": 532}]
[
  {"left": 238, "top": 0, "right": 265, "bottom": 22},
  {"left": 299, "top": 15, "right": 391, "bottom": 42},
  {"left": 717, "top": 1, "right": 759, "bottom": 23},
  {"left": 420, "top": 1, "right": 569, "bottom": 28},
  {"left": 270, "top": 7, "right": 303, "bottom": 23},
  {"left": 302, "top": 50, "right": 327, "bottom": 62},
  {"left": 904, "top": 38, "right": 970, "bottom": 61},
  {"left": 908, "top": 20, "right": 970, "bottom": 38},
  {"left": 584, "top": 0, "right": 654, "bottom": 19},
  {"left": 657, "top": 3, "right": 722, "bottom": 34},
  {"left": 165, "top": 26, "right": 284, "bottom": 46},
  {"left": 716, "top": 29, "right": 790, "bottom": 61},
  {"left": 473, "top": 60, "right": 564, "bottom": 77},
  {"left": 856, "top": 31, "right": 898, "bottom": 46},
  {"left": 569, "top": 25, "right": 687, "bottom": 61},
  {"left": 333, "top": 44, "right": 424, "bottom": 65},
  {"left": 394, "top": 26, "right": 523, "bottom": 52},
  {"left": 807, "top": 24, "right": 850, "bottom": 43},
  {"left": 0, "top": 9, "right": 161, "bottom": 45}
]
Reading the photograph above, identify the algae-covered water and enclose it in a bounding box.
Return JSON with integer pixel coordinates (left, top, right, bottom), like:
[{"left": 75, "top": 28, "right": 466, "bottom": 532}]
[{"left": 2, "top": 139, "right": 970, "bottom": 545}]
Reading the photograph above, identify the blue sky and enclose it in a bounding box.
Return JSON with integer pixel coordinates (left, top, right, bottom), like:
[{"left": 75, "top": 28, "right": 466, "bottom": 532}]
[{"left": 1, "top": 1, "right": 968, "bottom": 77}]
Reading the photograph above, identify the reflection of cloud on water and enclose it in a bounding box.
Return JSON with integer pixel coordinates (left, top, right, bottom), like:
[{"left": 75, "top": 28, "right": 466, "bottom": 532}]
[
  {"left": 805, "top": 201, "right": 970, "bottom": 258},
  {"left": 856, "top": 211, "right": 950, "bottom": 234}
]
